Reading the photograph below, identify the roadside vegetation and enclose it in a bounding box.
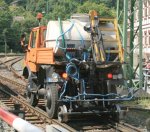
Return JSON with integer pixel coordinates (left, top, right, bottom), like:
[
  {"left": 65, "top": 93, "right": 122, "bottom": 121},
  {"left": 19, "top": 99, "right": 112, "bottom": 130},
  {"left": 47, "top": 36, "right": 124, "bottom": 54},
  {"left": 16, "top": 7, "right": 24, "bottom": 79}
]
[{"left": 121, "top": 99, "right": 150, "bottom": 109}]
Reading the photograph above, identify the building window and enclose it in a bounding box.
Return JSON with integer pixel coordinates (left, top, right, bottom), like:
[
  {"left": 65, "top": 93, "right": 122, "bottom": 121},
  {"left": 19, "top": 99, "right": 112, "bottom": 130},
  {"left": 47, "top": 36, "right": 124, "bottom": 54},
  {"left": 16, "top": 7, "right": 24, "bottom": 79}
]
[
  {"left": 149, "top": 31, "right": 150, "bottom": 46},
  {"left": 145, "top": 8, "right": 147, "bottom": 18},
  {"left": 148, "top": 1, "right": 150, "bottom": 18},
  {"left": 144, "top": 31, "right": 147, "bottom": 46},
  {"left": 143, "top": 31, "right": 144, "bottom": 46},
  {"left": 136, "top": 10, "right": 139, "bottom": 21},
  {"left": 144, "top": 0, "right": 147, "bottom": 18},
  {"left": 144, "top": 0, "right": 147, "bottom": 7}
]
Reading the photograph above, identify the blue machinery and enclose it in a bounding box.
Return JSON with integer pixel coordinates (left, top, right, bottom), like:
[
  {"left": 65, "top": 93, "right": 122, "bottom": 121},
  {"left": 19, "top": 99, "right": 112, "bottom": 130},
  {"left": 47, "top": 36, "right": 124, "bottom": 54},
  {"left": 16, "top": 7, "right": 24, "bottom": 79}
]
[
  {"left": 55, "top": 11, "right": 135, "bottom": 122},
  {"left": 59, "top": 57, "right": 134, "bottom": 102}
]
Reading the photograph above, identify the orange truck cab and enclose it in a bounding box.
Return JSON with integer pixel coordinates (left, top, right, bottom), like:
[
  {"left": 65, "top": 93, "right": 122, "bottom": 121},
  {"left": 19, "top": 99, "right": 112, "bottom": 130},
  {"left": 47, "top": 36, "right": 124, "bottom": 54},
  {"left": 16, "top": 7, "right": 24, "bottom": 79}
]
[{"left": 24, "top": 26, "right": 54, "bottom": 73}]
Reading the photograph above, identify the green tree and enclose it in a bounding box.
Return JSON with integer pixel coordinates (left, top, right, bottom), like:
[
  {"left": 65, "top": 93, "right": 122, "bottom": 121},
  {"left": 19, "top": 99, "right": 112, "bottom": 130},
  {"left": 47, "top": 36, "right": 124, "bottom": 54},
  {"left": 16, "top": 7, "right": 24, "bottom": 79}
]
[
  {"left": 0, "top": 0, "right": 44, "bottom": 53},
  {"left": 10, "top": 9, "right": 39, "bottom": 52},
  {"left": 4, "top": 0, "right": 13, "bottom": 4},
  {"left": 0, "top": 1, "right": 12, "bottom": 30},
  {"left": 47, "top": 0, "right": 79, "bottom": 20},
  {"left": 0, "top": 1, "right": 12, "bottom": 52},
  {"left": 9, "top": 5, "right": 25, "bottom": 16},
  {"left": 26, "top": 0, "right": 46, "bottom": 13},
  {"left": 77, "top": 1, "right": 116, "bottom": 17},
  {"left": 0, "top": 0, "right": 118, "bottom": 53}
]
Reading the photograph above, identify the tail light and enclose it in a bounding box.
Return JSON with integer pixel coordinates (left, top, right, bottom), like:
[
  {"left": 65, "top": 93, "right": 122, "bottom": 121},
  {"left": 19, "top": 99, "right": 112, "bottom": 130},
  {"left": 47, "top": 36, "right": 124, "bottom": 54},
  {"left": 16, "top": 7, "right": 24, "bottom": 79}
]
[
  {"left": 107, "top": 73, "right": 113, "bottom": 79},
  {"left": 62, "top": 73, "right": 68, "bottom": 79}
]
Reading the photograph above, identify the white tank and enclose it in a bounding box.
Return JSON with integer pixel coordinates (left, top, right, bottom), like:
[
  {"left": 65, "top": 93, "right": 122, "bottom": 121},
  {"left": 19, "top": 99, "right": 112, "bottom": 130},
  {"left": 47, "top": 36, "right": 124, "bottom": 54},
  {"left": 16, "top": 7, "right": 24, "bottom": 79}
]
[
  {"left": 46, "top": 14, "right": 118, "bottom": 56},
  {"left": 46, "top": 14, "right": 91, "bottom": 56}
]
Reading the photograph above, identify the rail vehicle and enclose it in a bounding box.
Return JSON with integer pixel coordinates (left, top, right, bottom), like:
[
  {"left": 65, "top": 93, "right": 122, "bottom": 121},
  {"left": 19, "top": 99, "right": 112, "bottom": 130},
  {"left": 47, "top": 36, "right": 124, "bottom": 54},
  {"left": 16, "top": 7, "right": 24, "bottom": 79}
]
[{"left": 21, "top": 10, "right": 133, "bottom": 122}]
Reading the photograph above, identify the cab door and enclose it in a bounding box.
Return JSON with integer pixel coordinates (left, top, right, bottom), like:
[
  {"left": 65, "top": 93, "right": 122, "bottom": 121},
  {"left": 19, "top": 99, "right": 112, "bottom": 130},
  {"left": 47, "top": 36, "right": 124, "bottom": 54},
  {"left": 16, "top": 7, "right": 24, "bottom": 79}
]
[{"left": 26, "top": 27, "right": 39, "bottom": 72}]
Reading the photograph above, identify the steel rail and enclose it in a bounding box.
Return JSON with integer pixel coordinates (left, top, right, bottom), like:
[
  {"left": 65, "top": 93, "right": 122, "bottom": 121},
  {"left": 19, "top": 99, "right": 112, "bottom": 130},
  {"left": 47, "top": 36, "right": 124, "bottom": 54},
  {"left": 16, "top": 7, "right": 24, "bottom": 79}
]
[
  {"left": 117, "top": 122, "right": 144, "bottom": 132},
  {"left": 0, "top": 83, "right": 76, "bottom": 131},
  {"left": 0, "top": 75, "right": 26, "bottom": 95},
  {"left": 108, "top": 120, "right": 144, "bottom": 132}
]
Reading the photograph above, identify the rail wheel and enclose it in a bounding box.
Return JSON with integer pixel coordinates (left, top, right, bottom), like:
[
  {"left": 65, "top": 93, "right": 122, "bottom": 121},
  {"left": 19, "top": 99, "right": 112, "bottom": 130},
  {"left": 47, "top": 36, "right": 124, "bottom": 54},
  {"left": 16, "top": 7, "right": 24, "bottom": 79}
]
[
  {"left": 112, "top": 104, "right": 120, "bottom": 122},
  {"left": 26, "top": 91, "right": 38, "bottom": 107},
  {"left": 58, "top": 105, "right": 68, "bottom": 123},
  {"left": 26, "top": 81, "right": 38, "bottom": 107},
  {"left": 45, "top": 83, "right": 58, "bottom": 118}
]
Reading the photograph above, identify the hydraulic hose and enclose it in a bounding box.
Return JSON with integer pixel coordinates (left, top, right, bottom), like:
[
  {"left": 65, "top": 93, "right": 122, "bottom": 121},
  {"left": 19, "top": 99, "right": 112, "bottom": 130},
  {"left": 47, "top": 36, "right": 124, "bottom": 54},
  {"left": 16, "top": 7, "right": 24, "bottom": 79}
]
[
  {"left": 106, "top": 48, "right": 110, "bottom": 61},
  {"left": 66, "top": 62, "right": 78, "bottom": 80},
  {"left": 70, "top": 20, "right": 85, "bottom": 46},
  {"left": 58, "top": 17, "right": 66, "bottom": 49},
  {"left": 55, "top": 20, "right": 85, "bottom": 51},
  {"left": 60, "top": 81, "right": 68, "bottom": 99},
  {"left": 55, "top": 20, "right": 74, "bottom": 51}
]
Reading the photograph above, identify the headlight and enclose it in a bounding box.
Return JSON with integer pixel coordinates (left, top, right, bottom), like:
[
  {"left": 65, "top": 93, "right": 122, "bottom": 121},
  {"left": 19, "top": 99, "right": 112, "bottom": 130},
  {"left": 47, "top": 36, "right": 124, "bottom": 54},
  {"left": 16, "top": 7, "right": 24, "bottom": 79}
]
[{"left": 52, "top": 73, "right": 59, "bottom": 79}]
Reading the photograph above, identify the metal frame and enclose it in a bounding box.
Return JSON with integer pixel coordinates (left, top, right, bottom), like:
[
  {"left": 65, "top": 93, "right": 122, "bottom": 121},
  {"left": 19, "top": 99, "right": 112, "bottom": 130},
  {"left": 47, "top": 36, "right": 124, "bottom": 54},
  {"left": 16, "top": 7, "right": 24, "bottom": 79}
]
[{"left": 117, "top": 0, "right": 143, "bottom": 88}]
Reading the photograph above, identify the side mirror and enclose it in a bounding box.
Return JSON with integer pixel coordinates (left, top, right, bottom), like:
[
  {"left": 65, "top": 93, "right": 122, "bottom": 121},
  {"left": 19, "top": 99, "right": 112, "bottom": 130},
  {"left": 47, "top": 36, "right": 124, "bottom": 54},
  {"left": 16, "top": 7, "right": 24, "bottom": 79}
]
[
  {"left": 20, "top": 33, "right": 28, "bottom": 52},
  {"left": 20, "top": 33, "right": 26, "bottom": 46}
]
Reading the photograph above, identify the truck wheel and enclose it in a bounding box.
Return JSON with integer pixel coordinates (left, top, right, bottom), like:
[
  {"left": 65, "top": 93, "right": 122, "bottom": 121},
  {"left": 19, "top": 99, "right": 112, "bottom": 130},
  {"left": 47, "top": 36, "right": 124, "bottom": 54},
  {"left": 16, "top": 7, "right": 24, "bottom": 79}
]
[
  {"left": 26, "top": 81, "right": 38, "bottom": 107},
  {"left": 45, "top": 84, "right": 58, "bottom": 118}
]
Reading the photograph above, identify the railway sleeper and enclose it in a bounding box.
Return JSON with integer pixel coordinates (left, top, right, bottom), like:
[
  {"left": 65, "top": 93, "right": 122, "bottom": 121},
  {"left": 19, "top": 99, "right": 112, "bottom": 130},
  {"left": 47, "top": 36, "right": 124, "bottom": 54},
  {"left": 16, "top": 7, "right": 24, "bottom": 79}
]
[
  {"left": 28, "top": 120, "right": 44, "bottom": 124},
  {"left": 25, "top": 116, "right": 40, "bottom": 120}
]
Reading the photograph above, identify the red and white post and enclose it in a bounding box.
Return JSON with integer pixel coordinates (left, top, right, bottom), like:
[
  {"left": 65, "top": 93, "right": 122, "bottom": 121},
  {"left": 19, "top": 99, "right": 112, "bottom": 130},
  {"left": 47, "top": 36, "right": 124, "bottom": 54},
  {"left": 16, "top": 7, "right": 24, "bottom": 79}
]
[{"left": 0, "top": 108, "right": 43, "bottom": 132}]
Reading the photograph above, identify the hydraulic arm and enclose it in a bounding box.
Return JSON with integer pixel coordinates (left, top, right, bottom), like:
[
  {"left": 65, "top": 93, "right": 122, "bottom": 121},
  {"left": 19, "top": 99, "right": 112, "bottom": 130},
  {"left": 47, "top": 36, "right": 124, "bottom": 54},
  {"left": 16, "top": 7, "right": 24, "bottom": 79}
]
[{"left": 89, "top": 10, "right": 106, "bottom": 64}]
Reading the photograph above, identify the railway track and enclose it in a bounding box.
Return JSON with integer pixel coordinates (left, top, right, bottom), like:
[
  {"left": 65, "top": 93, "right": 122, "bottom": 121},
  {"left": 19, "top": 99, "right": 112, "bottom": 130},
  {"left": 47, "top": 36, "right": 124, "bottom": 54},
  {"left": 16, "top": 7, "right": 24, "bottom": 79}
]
[
  {"left": 0, "top": 56, "right": 26, "bottom": 82},
  {"left": 0, "top": 75, "right": 26, "bottom": 95},
  {"left": 0, "top": 56, "right": 22, "bottom": 67},
  {"left": 0, "top": 83, "right": 145, "bottom": 132},
  {"left": 0, "top": 74, "right": 145, "bottom": 131},
  {"left": 114, "top": 122, "right": 145, "bottom": 132},
  {"left": 0, "top": 54, "right": 23, "bottom": 57},
  {"left": 66, "top": 114, "right": 145, "bottom": 132},
  {"left": 0, "top": 83, "right": 76, "bottom": 131},
  {"left": 0, "top": 56, "right": 146, "bottom": 131}
]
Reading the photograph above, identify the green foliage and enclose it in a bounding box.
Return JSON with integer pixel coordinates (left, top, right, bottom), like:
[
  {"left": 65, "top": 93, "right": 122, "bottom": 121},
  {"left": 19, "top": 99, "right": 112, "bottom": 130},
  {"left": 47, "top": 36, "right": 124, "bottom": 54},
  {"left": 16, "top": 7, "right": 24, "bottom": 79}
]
[
  {"left": 0, "top": 1, "right": 12, "bottom": 29},
  {"left": 0, "top": 0, "right": 117, "bottom": 53},
  {"left": 9, "top": 5, "right": 25, "bottom": 16},
  {"left": 77, "top": 1, "right": 116, "bottom": 17},
  {"left": 4, "top": 0, "right": 13, "bottom": 4},
  {"left": 0, "top": 1, "right": 39, "bottom": 53},
  {"left": 47, "top": 0, "right": 79, "bottom": 20},
  {"left": 0, "top": 1, "right": 12, "bottom": 52}
]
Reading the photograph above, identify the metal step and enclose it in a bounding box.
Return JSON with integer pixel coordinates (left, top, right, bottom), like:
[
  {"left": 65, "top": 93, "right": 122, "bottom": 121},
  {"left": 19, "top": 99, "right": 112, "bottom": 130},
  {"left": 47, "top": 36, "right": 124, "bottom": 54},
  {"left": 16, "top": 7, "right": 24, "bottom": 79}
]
[
  {"left": 100, "top": 18, "right": 114, "bottom": 22},
  {"left": 103, "top": 39, "right": 118, "bottom": 42},
  {"left": 105, "top": 50, "right": 119, "bottom": 53},
  {"left": 100, "top": 28, "right": 116, "bottom": 31}
]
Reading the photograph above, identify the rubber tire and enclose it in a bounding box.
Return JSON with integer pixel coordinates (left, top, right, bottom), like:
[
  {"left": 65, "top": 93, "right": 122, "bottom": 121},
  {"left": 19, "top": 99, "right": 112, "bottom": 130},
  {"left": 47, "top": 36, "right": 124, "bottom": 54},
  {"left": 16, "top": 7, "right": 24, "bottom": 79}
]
[
  {"left": 45, "top": 84, "right": 58, "bottom": 118},
  {"left": 26, "top": 80, "right": 38, "bottom": 107}
]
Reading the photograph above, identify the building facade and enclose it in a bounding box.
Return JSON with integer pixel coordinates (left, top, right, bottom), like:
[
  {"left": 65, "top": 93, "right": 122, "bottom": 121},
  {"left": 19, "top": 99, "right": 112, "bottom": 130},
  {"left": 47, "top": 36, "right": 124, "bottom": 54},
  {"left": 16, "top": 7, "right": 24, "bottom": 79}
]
[{"left": 134, "top": 0, "right": 150, "bottom": 58}]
